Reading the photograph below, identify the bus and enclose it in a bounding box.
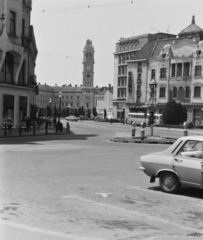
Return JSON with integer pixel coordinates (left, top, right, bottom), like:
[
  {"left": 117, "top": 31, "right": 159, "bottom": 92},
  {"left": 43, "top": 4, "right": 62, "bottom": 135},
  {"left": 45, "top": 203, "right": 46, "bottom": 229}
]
[{"left": 126, "top": 112, "right": 163, "bottom": 126}]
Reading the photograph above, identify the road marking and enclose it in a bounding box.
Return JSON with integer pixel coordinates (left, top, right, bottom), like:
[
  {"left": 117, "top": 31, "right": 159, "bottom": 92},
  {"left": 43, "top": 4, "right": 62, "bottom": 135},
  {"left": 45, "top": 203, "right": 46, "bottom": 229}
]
[
  {"left": 0, "top": 220, "right": 105, "bottom": 240},
  {"left": 62, "top": 195, "right": 203, "bottom": 233}
]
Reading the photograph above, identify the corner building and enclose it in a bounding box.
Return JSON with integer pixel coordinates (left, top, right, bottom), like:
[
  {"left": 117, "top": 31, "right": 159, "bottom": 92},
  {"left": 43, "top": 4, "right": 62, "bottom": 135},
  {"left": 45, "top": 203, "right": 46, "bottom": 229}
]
[{"left": 0, "top": 0, "right": 38, "bottom": 128}]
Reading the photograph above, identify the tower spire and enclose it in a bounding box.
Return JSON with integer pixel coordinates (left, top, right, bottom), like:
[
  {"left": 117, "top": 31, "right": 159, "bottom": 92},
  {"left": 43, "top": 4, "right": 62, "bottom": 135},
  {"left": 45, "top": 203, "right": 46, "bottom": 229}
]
[{"left": 192, "top": 15, "right": 195, "bottom": 24}]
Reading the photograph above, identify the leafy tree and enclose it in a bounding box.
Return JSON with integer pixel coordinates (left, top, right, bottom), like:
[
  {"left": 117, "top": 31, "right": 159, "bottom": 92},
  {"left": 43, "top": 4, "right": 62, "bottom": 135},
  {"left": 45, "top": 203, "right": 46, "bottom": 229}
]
[
  {"left": 87, "top": 108, "right": 91, "bottom": 118},
  {"left": 93, "top": 107, "right": 97, "bottom": 117},
  {"left": 104, "top": 108, "right": 107, "bottom": 119},
  {"left": 163, "top": 101, "right": 187, "bottom": 125}
]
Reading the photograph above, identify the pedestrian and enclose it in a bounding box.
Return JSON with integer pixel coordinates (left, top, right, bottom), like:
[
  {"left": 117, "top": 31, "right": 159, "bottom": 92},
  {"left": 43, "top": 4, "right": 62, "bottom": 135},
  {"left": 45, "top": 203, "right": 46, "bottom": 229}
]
[
  {"left": 53, "top": 118, "right": 56, "bottom": 128},
  {"left": 66, "top": 121, "right": 70, "bottom": 133},
  {"left": 26, "top": 117, "right": 31, "bottom": 131},
  {"left": 111, "top": 118, "right": 113, "bottom": 124}
]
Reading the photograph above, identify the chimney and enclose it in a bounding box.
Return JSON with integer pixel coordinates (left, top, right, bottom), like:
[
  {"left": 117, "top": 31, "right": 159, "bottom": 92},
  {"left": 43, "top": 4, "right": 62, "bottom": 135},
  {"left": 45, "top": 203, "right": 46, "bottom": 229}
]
[
  {"left": 96, "top": 86, "right": 98, "bottom": 88},
  {"left": 38, "top": 82, "right": 40, "bottom": 85},
  {"left": 45, "top": 83, "right": 46, "bottom": 85},
  {"left": 75, "top": 84, "right": 77, "bottom": 87},
  {"left": 109, "top": 84, "right": 111, "bottom": 89},
  {"left": 55, "top": 84, "right": 57, "bottom": 87},
  {"left": 80, "top": 85, "right": 82, "bottom": 87}
]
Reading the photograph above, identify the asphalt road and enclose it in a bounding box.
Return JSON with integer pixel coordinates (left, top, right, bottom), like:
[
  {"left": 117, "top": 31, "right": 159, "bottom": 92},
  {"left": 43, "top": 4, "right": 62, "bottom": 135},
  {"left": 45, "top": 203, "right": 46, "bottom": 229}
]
[{"left": 0, "top": 120, "right": 203, "bottom": 240}]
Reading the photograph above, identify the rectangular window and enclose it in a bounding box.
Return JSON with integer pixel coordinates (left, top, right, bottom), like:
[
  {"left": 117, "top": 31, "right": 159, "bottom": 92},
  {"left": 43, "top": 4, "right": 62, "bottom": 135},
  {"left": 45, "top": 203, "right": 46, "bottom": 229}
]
[
  {"left": 138, "top": 63, "right": 142, "bottom": 72},
  {"left": 151, "top": 69, "right": 155, "bottom": 79},
  {"left": 159, "top": 87, "right": 165, "bottom": 98},
  {"left": 177, "top": 63, "right": 182, "bottom": 77},
  {"left": 194, "top": 86, "right": 201, "bottom": 97},
  {"left": 86, "top": 103, "right": 89, "bottom": 108},
  {"left": 173, "top": 87, "right": 177, "bottom": 98},
  {"left": 137, "top": 73, "right": 141, "bottom": 80},
  {"left": 10, "top": 11, "right": 16, "bottom": 36},
  {"left": 195, "top": 65, "right": 202, "bottom": 76},
  {"left": 171, "top": 64, "right": 175, "bottom": 77},
  {"left": 3, "top": 94, "right": 14, "bottom": 127},
  {"left": 185, "top": 87, "right": 190, "bottom": 98},
  {"left": 160, "top": 68, "right": 166, "bottom": 78},
  {"left": 184, "top": 63, "right": 190, "bottom": 76}
]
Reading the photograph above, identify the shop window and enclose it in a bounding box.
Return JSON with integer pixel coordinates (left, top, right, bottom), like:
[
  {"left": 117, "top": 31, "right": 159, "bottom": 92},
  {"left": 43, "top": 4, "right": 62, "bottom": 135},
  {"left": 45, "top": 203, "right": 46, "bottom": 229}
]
[
  {"left": 0, "top": 52, "right": 14, "bottom": 84},
  {"left": 195, "top": 65, "right": 202, "bottom": 76},
  {"left": 3, "top": 94, "right": 14, "bottom": 127},
  {"left": 194, "top": 86, "right": 201, "bottom": 97},
  {"left": 160, "top": 87, "right": 165, "bottom": 98},
  {"left": 160, "top": 68, "right": 166, "bottom": 78}
]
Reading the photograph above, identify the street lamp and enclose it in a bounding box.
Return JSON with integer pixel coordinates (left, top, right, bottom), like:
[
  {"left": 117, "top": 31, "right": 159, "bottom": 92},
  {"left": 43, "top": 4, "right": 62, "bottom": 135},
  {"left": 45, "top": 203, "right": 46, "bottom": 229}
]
[
  {"left": 49, "top": 98, "right": 52, "bottom": 117},
  {"left": 149, "top": 79, "right": 158, "bottom": 136},
  {"left": 58, "top": 91, "right": 62, "bottom": 122}
]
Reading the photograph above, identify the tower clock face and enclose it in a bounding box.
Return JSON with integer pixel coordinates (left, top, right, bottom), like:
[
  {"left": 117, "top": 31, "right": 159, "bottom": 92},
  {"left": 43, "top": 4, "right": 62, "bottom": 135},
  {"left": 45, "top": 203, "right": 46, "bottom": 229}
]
[{"left": 87, "top": 66, "right": 91, "bottom": 70}]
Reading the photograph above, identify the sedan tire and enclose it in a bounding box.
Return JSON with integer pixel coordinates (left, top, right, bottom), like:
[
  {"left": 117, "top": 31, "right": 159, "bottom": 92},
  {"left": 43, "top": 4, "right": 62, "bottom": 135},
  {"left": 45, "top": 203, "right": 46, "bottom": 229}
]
[{"left": 159, "top": 172, "right": 180, "bottom": 194}]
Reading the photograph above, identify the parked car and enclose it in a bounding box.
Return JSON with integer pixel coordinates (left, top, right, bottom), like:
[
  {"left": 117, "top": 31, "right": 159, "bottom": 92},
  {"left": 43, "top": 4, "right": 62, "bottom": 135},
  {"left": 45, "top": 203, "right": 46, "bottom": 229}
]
[
  {"left": 65, "top": 115, "right": 79, "bottom": 121},
  {"left": 79, "top": 116, "right": 90, "bottom": 120},
  {"left": 140, "top": 136, "right": 203, "bottom": 194}
]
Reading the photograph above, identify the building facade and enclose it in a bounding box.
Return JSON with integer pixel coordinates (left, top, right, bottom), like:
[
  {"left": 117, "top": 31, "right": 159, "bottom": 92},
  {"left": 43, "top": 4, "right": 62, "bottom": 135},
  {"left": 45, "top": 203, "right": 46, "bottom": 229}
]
[
  {"left": 0, "top": 0, "right": 38, "bottom": 128},
  {"left": 113, "top": 16, "right": 203, "bottom": 124}
]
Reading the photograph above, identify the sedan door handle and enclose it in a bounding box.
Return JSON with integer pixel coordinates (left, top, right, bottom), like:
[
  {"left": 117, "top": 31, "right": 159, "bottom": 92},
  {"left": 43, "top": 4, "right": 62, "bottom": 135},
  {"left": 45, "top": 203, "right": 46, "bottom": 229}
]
[{"left": 174, "top": 158, "right": 183, "bottom": 162}]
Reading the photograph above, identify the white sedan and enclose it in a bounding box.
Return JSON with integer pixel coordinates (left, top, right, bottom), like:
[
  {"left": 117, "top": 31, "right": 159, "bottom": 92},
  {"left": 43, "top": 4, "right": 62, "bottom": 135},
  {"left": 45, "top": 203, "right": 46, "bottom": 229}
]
[
  {"left": 65, "top": 115, "right": 79, "bottom": 121},
  {"left": 140, "top": 135, "right": 203, "bottom": 194}
]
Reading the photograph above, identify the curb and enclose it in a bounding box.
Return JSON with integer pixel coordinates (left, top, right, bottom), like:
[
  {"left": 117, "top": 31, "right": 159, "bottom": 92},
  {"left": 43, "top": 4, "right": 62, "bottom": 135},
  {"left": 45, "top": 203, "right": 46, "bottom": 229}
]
[{"left": 110, "top": 137, "right": 175, "bottom": 144}]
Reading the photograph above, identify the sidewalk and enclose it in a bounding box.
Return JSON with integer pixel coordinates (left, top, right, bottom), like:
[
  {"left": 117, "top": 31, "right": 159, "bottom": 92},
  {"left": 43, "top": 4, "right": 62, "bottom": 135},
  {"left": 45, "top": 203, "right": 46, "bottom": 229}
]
[{"left": 0, "top": 124, "right": 66, "bottom": 138}]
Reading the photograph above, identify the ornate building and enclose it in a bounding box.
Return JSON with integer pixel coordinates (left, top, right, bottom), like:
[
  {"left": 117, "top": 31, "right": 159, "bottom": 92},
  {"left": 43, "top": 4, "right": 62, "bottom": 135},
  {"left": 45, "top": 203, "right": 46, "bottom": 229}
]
[
  {"left": 113, "top": 16, "right": 203, "bottom": 124},
  {"left": 0, "top": 0, "right": 38, "bottom": 128}
]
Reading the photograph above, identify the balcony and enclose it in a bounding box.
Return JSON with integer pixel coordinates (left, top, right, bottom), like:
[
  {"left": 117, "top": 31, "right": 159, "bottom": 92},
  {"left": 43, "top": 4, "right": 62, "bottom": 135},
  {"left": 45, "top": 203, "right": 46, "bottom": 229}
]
[{"left": 23, "top": 0, "right": 32, "bottom": 11}]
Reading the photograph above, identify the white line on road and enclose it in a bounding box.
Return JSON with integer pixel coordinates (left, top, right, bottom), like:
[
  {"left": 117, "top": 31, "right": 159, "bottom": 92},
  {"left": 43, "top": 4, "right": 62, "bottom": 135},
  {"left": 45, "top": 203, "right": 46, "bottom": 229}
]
[
  {"left": 62, "top": 195, "right": 203, "bottom": 234},
  {"left": 0, "top": 220, "right": 105, "bottom": 240}
]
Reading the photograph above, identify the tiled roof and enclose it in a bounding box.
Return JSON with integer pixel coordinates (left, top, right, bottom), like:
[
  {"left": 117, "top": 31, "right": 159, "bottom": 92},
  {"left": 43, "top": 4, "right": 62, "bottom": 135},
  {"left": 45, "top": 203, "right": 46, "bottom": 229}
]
[
  {"left": 179, "top": 16, "right": 203, "bottom": 36},
  {"left": 133, "top": 39, "right": 158, "bottom": 60},
  {"left": 152, "top": 38, "right": 175, "bottom": 57}
]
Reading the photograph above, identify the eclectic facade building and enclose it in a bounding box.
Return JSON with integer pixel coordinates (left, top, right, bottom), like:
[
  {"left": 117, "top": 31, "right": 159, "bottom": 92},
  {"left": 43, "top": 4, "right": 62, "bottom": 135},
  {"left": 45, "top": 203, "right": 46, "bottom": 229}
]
[
  {"left": 0, "top": 0, "right": 38, "bottom": 128},
  {"left": 113, "top": 16, "right": 203, "bottom": 124}
]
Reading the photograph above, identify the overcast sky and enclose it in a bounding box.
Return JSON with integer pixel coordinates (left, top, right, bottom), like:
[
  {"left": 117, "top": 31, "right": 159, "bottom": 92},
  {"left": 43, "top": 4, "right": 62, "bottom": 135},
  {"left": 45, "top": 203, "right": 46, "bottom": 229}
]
[{"left": 31, "top": 0, "right": 203, "bottom": 88}]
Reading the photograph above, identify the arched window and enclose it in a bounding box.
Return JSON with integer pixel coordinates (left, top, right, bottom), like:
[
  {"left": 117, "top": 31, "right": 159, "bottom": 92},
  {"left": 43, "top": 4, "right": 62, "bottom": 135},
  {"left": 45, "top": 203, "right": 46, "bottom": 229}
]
[
  {"left": 86, "top": 74, "right": 90, "bottom": 78},
  {"left": 0, "top": 52, "right": 14, "bottom": 83},
  {"left": 18, "top": 61, "right": 26, "bottom": 85}
]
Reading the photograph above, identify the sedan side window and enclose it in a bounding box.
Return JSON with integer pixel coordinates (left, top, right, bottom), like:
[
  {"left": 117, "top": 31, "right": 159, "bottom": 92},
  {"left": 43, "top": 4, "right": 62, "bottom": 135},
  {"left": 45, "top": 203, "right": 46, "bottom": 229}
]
[{"left": 178, "top": 140, "right": 203, "bottom": 159}]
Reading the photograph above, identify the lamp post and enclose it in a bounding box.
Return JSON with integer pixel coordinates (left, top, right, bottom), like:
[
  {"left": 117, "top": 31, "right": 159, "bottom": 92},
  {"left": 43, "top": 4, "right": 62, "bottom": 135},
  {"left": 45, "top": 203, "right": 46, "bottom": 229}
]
[
  {"left": 49, "top": 98, "right": 52, "bottom": 117},
  {"left": 58, "top": 91, "right": 62, "bottom": 122},
  {"left": 149, "top": 79, "right": 158, "bottom": 136}
]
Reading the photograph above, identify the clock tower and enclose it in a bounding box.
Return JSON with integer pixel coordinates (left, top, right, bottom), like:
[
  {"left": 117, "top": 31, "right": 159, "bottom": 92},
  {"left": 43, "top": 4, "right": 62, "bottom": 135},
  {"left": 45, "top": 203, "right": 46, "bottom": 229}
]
[{"left": 82, "top": 39, "right": 95, "bottom": 93}]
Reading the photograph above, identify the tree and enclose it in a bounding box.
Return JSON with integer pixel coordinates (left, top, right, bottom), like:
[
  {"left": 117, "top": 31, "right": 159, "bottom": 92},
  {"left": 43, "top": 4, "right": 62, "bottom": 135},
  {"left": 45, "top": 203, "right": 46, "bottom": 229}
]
[
  {"left": 93, "top": 107, "right": 97, "bottom": 117},
  {"left": 163, "top": 101, "right": 187, "bottom": 125},
  {"left": 104, "top": 108, "right": 107, "bottom": 119}
]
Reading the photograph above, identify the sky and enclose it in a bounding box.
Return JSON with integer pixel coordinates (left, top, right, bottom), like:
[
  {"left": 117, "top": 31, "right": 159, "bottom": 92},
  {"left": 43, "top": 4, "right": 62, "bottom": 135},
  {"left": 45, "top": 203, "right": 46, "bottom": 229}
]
[{"left": 31, "top": 0, "right": 203, "bottom": 88}]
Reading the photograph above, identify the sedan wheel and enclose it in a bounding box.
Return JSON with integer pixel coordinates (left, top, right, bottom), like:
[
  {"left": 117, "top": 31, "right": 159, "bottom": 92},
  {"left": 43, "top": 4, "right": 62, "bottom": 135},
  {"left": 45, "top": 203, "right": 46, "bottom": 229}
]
[{"left": 159, "top": 172, "right": 180, "bottom": 194}]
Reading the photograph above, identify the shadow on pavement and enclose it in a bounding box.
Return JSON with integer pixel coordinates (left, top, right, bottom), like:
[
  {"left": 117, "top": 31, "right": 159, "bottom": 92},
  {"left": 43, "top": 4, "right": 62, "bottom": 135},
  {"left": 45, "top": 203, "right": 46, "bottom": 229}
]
[
  {"left": 148, "top": 186, "right": 203, "bottom": 199},
  {"left": 0, "top": 132, "right": 98, "bottom": 145}
]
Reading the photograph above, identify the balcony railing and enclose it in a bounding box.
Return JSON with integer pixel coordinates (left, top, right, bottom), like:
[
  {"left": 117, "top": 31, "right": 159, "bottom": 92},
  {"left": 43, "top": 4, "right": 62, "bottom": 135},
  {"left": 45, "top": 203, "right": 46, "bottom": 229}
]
[{"left": 23, "top": 0, "right": 32, "bottom": 10}]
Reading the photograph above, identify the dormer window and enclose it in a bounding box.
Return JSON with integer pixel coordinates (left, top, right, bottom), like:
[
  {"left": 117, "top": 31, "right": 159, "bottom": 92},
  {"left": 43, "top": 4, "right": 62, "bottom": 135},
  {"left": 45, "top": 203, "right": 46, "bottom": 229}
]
[{"left": 196, "top": 50, "right": 201, "bottom": 56}]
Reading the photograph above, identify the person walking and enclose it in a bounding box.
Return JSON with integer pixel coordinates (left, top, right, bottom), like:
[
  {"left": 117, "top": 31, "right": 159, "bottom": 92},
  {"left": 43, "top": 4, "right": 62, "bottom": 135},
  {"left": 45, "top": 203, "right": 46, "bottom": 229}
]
[{"left": 26, "top": 117, "right": 31, "bottom": 131}]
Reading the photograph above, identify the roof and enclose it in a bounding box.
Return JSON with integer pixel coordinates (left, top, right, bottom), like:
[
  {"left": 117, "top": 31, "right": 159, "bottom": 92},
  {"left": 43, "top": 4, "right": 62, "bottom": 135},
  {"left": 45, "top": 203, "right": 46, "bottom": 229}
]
[
  {"left": 152, "top": 38, "right": 175, "bottom": 57},
  {"left": 178, "top": 16, "right": 203, "bottom": 36},
  {"left": 132, "top": 39, "right": 158, "bottom": 60}
]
